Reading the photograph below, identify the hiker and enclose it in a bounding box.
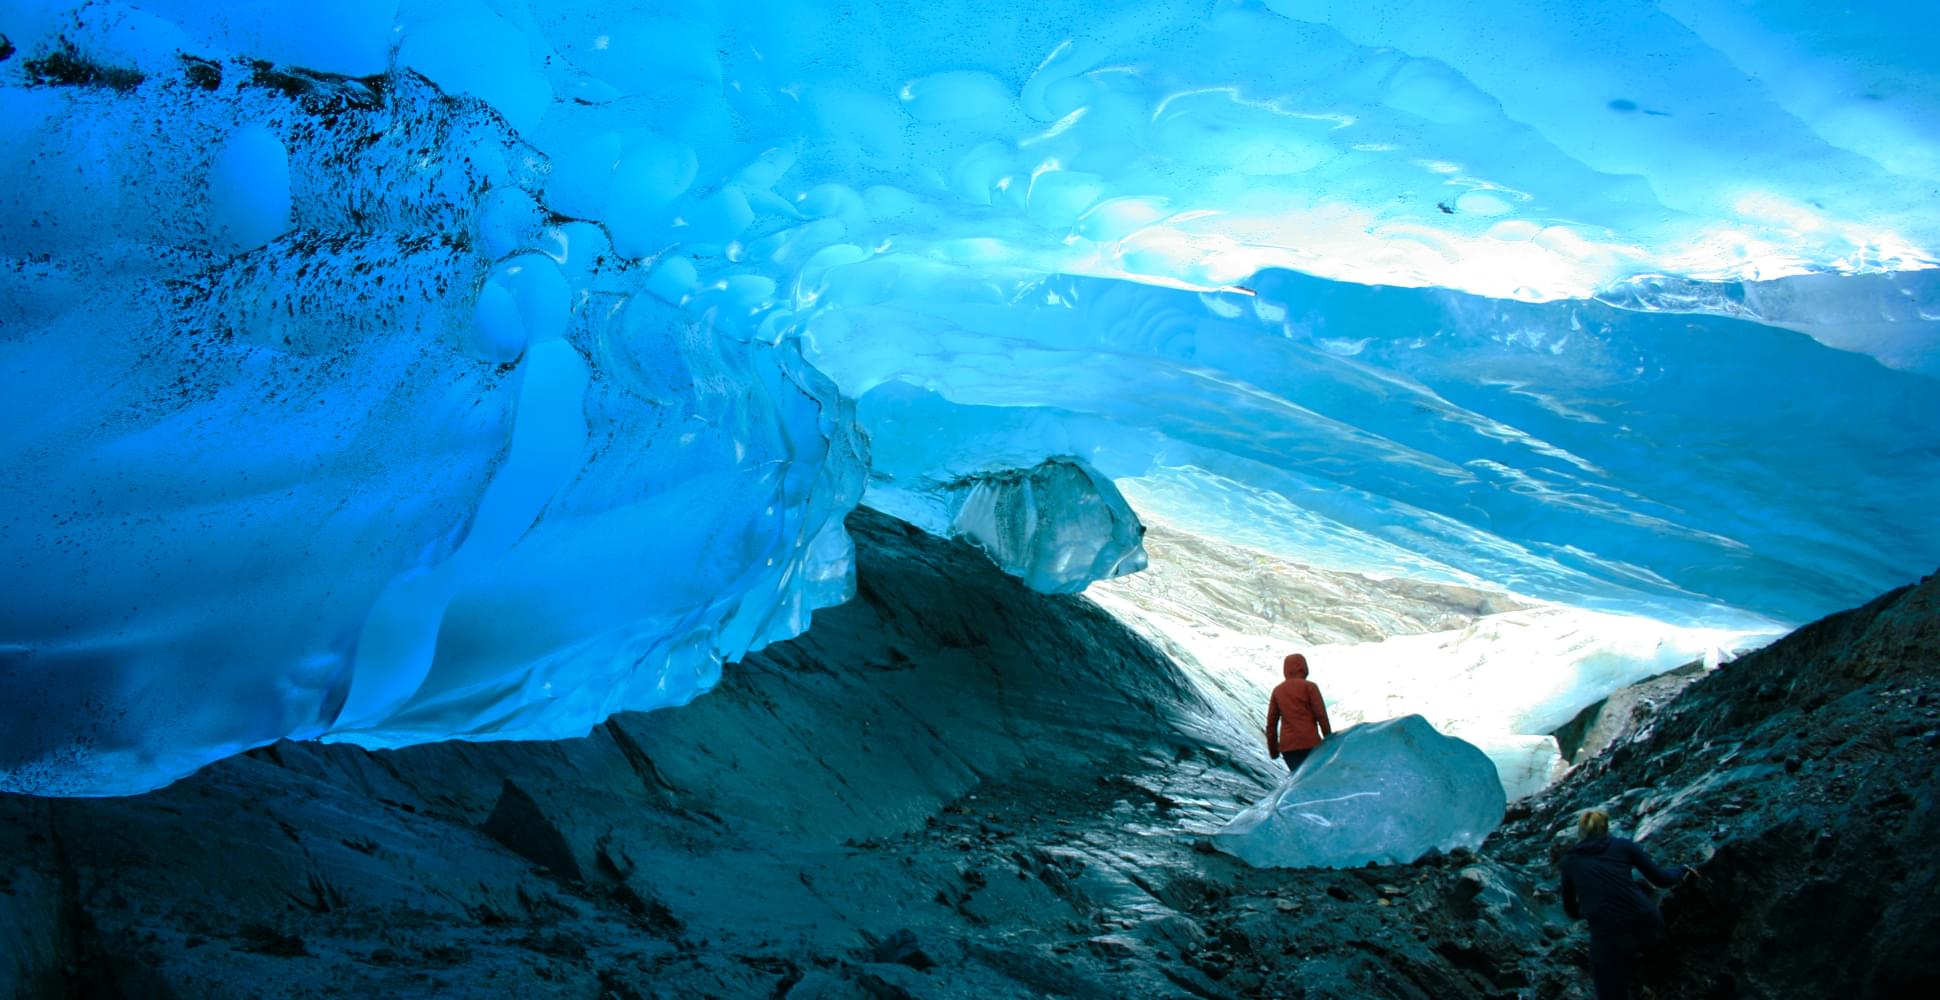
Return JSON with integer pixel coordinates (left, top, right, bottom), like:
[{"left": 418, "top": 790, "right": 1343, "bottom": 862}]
[
  {"left": 1265, "top": 653, "right": 1331, "bottom": 773},
  {"left": 1560, "top": 809, "right": 1698, "bottom": 1000}
]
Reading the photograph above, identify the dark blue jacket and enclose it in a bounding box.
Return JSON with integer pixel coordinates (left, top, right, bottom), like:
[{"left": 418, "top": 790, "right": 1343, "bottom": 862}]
[{"left": 1560, "top": 836, "right": 1689, "bottom": 934}]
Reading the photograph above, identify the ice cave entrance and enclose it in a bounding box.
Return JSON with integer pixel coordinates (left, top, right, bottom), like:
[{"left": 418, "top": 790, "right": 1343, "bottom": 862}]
[
  {"left": 1084, "top": 511, "right": 1772, "bottom": 803},
  {"left": 5, "top": 0, "right": 1938, "bottom": 807}
]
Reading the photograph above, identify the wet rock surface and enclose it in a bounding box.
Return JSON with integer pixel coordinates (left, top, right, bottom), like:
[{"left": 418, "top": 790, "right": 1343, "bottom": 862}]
[
  {"left": 1495, "top": 572, "right": 1940, "bottom": 999},
  {"left": 2, "top": 515, "right": 1936, "bottom": 998}
]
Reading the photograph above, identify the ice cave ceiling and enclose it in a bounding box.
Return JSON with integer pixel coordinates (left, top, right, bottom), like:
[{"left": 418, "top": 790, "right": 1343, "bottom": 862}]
[{"left": 2, "top": 0, "right": 1937, "bottom": 795}]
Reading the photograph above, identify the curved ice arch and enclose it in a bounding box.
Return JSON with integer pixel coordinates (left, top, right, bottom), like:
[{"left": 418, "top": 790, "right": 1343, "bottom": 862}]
[{"left": 8, "top": 0, "right": 1940, "bottom": 794}]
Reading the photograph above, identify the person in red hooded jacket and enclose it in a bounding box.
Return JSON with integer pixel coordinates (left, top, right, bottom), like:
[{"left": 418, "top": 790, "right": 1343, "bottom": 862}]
[{"left": 1265, "top": 653, "right": 1332, "bottom": 773}]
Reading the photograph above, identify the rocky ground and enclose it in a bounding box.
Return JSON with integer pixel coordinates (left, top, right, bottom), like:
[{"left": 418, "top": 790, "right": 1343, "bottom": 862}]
[
  {"left": 1498, "top": 572, "right": 1940, "bottom": 998},
  {"left": 3, "top": 510, "right": 1936, "bottom": 998}
]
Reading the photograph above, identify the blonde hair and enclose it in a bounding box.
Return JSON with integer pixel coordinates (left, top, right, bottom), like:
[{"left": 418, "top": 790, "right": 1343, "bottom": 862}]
[{"left": 1578, "top": 809, "right": 1610, "bottom": 839}]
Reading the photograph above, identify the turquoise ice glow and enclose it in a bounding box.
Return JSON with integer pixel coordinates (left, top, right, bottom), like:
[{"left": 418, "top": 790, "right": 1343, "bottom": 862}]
[{"left": 2, "top": 0, "right": 1937, "bottom": 794}]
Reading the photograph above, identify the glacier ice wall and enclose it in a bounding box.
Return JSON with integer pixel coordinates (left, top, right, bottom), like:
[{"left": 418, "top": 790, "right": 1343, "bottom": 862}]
[
  {"left": 3, "top": 0, "right": 1939, "bottom": 794},
  {"left": 0, "top": 29, "right": 865, "bottom": 795},
  {"left": 816, "top": 269, "right": 1940, "bottom": 626}
]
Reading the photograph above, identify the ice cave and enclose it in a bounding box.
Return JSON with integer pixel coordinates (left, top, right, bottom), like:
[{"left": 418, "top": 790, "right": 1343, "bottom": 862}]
[{"left": 2, "top": 1, "right": 1938, "bottom": 996}]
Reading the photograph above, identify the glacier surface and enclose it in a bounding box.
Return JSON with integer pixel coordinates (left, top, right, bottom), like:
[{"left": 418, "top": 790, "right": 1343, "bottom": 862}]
[
  {"left": 1087, "top": 518, "right": 1772, "bottom": 800},
  {"left": 1213, "top": 714, "right": 1507, "bottom": 869},
  {"left": 3, "top": 0, "right": 1939, "bottom": 794}
]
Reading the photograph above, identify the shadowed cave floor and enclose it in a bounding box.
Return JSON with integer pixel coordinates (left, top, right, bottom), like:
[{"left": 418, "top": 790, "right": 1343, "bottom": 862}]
[{"left": 3, "top": 509, "right": 1937, "bottom": 999}]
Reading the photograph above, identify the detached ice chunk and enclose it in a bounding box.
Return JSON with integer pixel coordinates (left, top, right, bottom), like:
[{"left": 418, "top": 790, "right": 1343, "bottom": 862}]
[
  {"left": 870, "top": 458, "right": 1147, "bottom": 594},
  {"left": 946, "top": 459, "right": 1145, "bottom": 594},
  {"left": 1214, "top": 715, "right": 1506, "bottom": 869}
]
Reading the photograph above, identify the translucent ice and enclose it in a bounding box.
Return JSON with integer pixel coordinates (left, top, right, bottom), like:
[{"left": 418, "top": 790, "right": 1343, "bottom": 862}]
[
  {"left": 1596, "top": 270, "right": 1940, "bottom": 378},
  {"left": 1478, "top": 736, "right": 1571, "bottom": 804},
  {"left": 866, "top": 457, "right": 1147, "bottom": 595},
  {"left": 1214, "top": 715, "right": 1507, "bottom": 869},
  {"left": 813, "top": 270, "right": 1940, "bottom": 626},
  {"left": 0, "top": 52, "right": 864, "bottom": 795}
]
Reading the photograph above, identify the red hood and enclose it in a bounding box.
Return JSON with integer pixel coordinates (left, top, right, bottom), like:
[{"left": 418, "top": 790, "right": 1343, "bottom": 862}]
[{"left": 1283, "top": 653, "right": 1308, "bottom": 680}]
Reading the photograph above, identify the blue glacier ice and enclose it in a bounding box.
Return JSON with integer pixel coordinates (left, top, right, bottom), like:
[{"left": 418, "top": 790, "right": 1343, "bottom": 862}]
[
  {"left": 3, "top": 0, "right": 1939, "bottom": 795},
  {"left": 1213, "top": 715, "right": 1508, "bottom": 869},
  {"left": 865, "top": 455, "right": 1147, "bottom": 595}
]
